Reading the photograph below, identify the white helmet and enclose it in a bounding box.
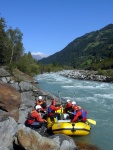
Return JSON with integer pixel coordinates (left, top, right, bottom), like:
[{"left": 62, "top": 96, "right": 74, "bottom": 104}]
[
  {"left": 72, "top": 101, "right": 76, "bottom": 105},
  {"left": 67, "top": 99, "right": 71, "bottom": 102},
  {"left": 38, "top": 96, "right": 42, "bottom": 100},
  {"left": 35, "top": 105, "right": 41, "bottom": 110}
]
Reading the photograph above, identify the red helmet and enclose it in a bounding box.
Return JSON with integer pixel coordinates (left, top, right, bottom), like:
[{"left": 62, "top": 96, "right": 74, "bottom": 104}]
[
  {"left": 73, "top": 105, "right": 79, "bottom": 110},
  {"left": 51, "top": 99, "right": 56, "bottom": 105}
]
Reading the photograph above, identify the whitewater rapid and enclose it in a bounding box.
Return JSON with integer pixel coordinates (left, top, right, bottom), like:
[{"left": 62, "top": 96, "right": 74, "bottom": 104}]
[{"left": 34, "top": 72, "right": 113, "bottom": 150}]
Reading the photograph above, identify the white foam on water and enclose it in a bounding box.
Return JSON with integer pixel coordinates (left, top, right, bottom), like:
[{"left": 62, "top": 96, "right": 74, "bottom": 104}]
[
  {"left": 94, "top": 93, "right": 113, "bottom": 99},
  {"left": 40, "top": 73, "right": 73, "bottom": 84},
  {"left": 62, "top": 96, "right": 72, "bottom": 100},
  {"left": 61, "top": 81, "right": 111, "bottom": 90},
  {"left": 62, "top": 85, "right": 75, "bottom": 88}
]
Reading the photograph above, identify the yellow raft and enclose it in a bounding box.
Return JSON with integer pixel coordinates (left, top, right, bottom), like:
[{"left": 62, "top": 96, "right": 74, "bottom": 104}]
[{"left": 47, "top": 114, "right": 91, "bottom": 136}]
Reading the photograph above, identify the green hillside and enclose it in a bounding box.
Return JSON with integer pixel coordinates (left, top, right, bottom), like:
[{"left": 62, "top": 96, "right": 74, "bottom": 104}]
[{"left": 39, "top": 24, "right": 113, "bottom": 70}]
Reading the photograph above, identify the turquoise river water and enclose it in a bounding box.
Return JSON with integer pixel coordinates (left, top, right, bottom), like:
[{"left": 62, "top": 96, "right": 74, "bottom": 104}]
[{"left": 34, "top": 71, "right": 113, "bottom": 150}]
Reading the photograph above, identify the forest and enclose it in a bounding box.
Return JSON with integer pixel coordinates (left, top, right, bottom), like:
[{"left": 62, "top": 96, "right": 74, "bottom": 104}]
[{"left": 39, "top": 24, "right": 113, "bottom": 77}]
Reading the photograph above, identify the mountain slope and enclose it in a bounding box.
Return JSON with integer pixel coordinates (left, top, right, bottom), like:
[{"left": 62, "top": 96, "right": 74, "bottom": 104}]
[{"left": 39, "top": 24, "right": 113, "bottom": 68}]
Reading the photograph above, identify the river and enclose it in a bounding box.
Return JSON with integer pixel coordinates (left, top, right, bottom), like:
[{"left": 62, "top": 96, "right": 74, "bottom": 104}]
[{"left": 34, "top": 71, "right": 113, "bottom": 150}]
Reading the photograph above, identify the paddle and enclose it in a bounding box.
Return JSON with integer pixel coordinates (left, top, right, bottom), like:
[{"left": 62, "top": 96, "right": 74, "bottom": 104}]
[
  {"left": 87, "top": 119, "right": 96, "bottom": 125},
  {"left": 58, "top": 91, "right": 61, "bottom": 105},
  {"left": 58, "top": 91, "right": 64, "bottom": 120}
]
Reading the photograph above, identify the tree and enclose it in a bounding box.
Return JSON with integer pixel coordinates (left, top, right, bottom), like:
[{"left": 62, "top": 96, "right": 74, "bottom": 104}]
[
  {"left": 0, "top": 17, "right": 8, "bottom": 65},
  {"left": 17, "top": 53, "right": 39, "bottom": 76},
  {"left": 6, "top": 27, "right": 24, "bottom": 64}
]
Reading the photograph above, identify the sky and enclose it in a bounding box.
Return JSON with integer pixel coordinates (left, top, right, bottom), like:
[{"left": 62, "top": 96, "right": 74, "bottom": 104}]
[{"left": 0, "top": 0, "right": 113, "bottom": 57}]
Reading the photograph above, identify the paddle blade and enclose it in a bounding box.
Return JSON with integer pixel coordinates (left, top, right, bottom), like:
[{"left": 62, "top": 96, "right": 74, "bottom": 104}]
[{"left": 87, "top": 119, "right": 96, "bottom": 125}]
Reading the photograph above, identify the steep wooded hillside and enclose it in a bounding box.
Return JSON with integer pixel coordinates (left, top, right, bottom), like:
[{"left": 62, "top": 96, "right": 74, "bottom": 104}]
[{"left": 39, "top": 24, "right": 113, "bottom": 69}]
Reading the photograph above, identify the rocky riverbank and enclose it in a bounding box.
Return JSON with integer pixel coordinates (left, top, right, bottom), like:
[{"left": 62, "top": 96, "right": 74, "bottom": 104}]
[
  {"left": 60, "top": 69, "right": 112, "bottom": 83},
  {"left": 0, "top": 67, "right": 101, "bottom": 150}
]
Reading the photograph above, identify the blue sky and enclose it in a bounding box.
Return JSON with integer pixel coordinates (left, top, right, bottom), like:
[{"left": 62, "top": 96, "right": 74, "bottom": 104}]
[{"left": 0, "top": 0, "right": 113, "bottom": 57}]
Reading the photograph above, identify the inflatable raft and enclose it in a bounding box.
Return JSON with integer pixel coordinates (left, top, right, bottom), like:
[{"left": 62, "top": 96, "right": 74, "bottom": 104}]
[{"left": 47, "top": 113, "right": 91, "bottom": 136}]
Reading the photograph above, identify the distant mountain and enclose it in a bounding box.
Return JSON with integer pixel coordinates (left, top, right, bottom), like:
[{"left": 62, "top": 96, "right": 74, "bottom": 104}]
[
  {"left": 32, "top": 54, "right": 43, "bottom": 60},
  {"left": 32, "top": 52, "right": 48, "bottom": 60},
  {"left": 39, "top": 24, "right": 113, "bottom": 69}
]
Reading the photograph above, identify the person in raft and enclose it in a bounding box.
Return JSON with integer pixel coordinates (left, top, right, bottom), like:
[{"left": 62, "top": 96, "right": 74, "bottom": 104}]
[
  {"left": 65, "top": 99, "right": 72, "bottom": 113},
  {"left": 38, "top": 96, "right": 47, "bottom": 110},
  {"left": 71, "top": 105, "right": 88, "bottom": 122},
  {"left": 66, "top": 101, "right": 78, "bottom": 119},
  {"left": 35, "top": 96, "right": 47, "bottom": 112},
  {"left": 26, "top": 105, "right": 47, "bottom": 128},
  {"left": 47, "top": 99, "right": 62, "bottom": 121}
]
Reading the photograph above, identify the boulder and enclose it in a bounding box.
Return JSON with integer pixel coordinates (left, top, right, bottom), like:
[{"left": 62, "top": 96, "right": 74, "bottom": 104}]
[
  {"left": 18, "top": 91, "right": 36, "bottom": 124},
  {"left": 0, "top": 117, "right": 18, "bottom": 150},
  {"left": 14, "top": 124, "right": 59, "bottom": 150},
  {"left": 76, "top": 141, "right": 101, "bottom": 150},
  {"left": 49, "top": 134, "right": 77, "bottom": 150},
  {"left": 0, "top": 81, "right": 21, "bottom": 121},
  {"left": 0, "top": 68, "right": 11, "bottom": 77},
  {"left": 19, "top": 81, "right": 34, "bottom": 92}
]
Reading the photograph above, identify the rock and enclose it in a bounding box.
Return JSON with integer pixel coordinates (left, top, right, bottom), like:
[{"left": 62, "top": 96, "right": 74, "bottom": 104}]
[
  {"left": 14, "top": 124, "right": 59, "bottom": 150},
  {"left": 0, "top": 146, "right": 9, "bottom": 150},
  {"left": 49, "top": 134, "right": 78, "bottom": 150},
  {"left": 11, "top": 82, "right": 20, "bottom": 91},
  {"left": 76, "top": 141, "right": 101, "bottom": 150},
  {"left": 0, "top": 110, "right": 12, "bottom": 122},
  {"left": 12, "top": 68, "right": 35, "bottom": 83},
  {"left": 19, "top": 81, "right": 34, "bottom": 92},
  {"left": 0, "top": 117, "right": 18, "bottom": 150},
  {"left": 0, "top": 68, "right": 11, "bottom": 77},
  {"left": 0, "top": 77, "right": 8, "bottom": 83},
  {"left": 0, "top": 81, "right": 21, "bottom": 121},
  {"left": 60, "top": 70, "right": 112, "bottom": 83},
  {"left": 18, "top": 91, "right": 36, "bottom": 124}
]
